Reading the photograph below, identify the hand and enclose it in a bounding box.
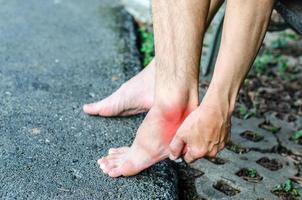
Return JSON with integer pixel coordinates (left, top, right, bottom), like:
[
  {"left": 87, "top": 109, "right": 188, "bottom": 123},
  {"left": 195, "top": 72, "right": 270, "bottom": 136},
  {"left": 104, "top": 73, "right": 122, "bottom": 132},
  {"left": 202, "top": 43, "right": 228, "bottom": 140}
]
[{"left": 169, "top": 102, "right": 231, "bottom": 163}]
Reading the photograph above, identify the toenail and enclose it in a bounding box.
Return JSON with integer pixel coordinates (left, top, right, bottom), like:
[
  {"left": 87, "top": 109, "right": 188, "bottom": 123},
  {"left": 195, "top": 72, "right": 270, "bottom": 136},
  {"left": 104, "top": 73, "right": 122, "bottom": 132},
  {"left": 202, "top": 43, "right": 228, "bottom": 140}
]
[{"left": 100, "top": 163, "right": 105, "bottom": 169}]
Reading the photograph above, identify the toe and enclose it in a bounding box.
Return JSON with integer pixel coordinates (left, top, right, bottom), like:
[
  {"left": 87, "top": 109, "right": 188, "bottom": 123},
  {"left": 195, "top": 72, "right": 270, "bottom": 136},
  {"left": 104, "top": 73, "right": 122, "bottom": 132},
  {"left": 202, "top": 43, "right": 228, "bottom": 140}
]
[
  {"left": 108, "top": 167, "right": 122, "bottom": 178},
  {"left": 97, "top": 157, "right": 119, "bottom": 174},
  {"left": 102, "top": 161, "right": 119, "bottom": 174},
  {"left": 97, "top": 157, "right": 107, "bottom": 170},
  {"left": 83, "top": 96, "right": 116, "bottom": 116},
  {"left": 108, "top": 147, "right": 129, "bottom": 155},
  {"left": 83, "top": 101, "right": 104, "bottom": 115},
  {"left": 108, "top": 161, "right": 140, "bottom": 177}
]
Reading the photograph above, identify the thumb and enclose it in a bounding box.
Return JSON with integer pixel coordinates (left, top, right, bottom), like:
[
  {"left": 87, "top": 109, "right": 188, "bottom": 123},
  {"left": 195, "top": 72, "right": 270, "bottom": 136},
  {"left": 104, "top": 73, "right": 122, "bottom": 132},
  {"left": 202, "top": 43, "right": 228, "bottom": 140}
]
[{"left": 169, "top": 134, "right": 185, "bottom": 160}]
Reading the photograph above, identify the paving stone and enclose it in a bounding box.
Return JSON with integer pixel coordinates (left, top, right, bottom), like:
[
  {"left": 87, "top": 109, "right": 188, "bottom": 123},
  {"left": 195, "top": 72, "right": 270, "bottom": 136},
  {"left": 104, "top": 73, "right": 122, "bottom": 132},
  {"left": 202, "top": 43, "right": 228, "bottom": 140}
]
[
  {"left": 266, "top": 113, "right": 302, "bottom": 156},
  {"left": 231, "top": 117, "right": 279, "bottom": 151},
  {"left": 191, "top": 149, "right": 298, "bottom": 200},
  {"left": 188, "top": 116, "right": 300, "bottom": 200},
  {"left": 0, "top": 0, "right": 177, "bottom": 199}
]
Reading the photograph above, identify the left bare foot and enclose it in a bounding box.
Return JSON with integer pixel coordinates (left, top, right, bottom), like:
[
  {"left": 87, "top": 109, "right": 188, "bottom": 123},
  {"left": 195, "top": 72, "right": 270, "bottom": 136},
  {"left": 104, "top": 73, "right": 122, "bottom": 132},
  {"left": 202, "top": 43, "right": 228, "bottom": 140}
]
[{"left": 98, "top": 94, "right": 197, "bottom": 177}]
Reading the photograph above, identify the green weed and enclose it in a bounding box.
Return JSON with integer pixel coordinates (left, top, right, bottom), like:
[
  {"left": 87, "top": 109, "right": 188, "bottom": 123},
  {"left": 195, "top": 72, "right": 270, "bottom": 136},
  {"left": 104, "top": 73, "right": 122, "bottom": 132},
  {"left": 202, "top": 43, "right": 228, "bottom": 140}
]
[
  {"left": 239, "top": 105, "right": 256, "bottom": 119},
  {"left": 272, "top": 179, "right": 300, "bottom": 198},
  {"left": 138, "top": 27, "right": 154, "bottom": 66},
  {"left": 254, "top": 50, "right": 273, "bottom": 74},
  {"left": 291, "top": 130, "right": 302, "bottom": 141}
]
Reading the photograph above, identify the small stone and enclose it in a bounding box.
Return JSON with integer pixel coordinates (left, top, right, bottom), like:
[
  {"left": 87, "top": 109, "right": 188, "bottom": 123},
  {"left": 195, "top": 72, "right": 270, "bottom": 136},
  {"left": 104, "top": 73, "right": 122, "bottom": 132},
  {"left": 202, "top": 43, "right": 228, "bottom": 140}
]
[
  {"left": 89, "top": 92, "right": 95, "bottom": 98},
  {"left": 31, "top": 128, "right": 41, "bottom": 135},
  {"left": 173, "top": 158, "right": 183, "bottom": 163},
  {"left": 111, "top": 75, "right": 119, "bottom": 81},
  {"left": 71, "top": 168, "right": 82, "bottom": 179}
]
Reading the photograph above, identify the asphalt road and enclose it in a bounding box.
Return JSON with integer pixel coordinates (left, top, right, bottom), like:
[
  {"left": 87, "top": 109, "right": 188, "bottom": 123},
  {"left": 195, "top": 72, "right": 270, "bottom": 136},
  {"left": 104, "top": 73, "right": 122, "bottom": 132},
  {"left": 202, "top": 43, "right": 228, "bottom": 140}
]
[{"left": 0, "top": 0, "right": 177, "bottom": 199}]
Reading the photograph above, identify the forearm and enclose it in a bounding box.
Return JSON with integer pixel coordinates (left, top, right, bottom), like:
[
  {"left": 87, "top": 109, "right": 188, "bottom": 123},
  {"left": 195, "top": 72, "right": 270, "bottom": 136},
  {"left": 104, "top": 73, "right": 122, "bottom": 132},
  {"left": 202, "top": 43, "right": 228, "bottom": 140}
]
[{"left": 203, "top": 0, "right": 275, "bottom": 116}]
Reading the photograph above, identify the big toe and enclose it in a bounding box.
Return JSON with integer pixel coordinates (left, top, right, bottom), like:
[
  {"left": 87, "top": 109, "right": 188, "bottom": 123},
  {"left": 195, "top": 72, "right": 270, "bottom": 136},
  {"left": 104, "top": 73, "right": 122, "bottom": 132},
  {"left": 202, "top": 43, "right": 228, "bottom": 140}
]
[
  {"left": 83, "top": 100, "right": 113, "bottom": 116},
  {"left": 83, "top": 101, "right": 101, "bottom": 115},
  {"left": 98, "top": 157, "right": 120, "bottom": 174}
]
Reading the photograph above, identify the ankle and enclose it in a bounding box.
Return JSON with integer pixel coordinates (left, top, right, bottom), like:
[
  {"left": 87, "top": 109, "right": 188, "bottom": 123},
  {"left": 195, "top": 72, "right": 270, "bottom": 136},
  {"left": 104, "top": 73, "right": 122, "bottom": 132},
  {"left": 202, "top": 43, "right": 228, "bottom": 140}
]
[{"left": 152, "top": 87, "right": 199, "bottom": 120}]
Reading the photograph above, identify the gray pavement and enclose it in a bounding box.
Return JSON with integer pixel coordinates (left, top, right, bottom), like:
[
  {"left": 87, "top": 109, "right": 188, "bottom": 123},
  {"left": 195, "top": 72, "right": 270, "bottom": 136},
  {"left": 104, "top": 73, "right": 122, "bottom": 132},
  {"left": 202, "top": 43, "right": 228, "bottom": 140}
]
[
  {"left": 190, "top": 116, "right": 301, "bottom": 200},
  {"left": 0, "top": 0, "right": 177, "bottom": 199}
]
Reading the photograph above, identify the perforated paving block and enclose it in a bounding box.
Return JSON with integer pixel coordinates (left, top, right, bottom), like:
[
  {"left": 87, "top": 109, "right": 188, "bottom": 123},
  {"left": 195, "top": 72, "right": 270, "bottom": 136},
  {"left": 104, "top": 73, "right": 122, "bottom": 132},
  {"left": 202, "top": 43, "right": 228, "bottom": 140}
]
[
  {"left": 230, "top": 117, "right": 279, "bottom": 151},
  {"left": 187, "top": 116, "right": 301, "bottom": 200},
  {"left": 266, "top": 113, "right": 302, "bottom": 156},
  {"left": 190, "top": 150, "right": 298, "bottom": 200}
]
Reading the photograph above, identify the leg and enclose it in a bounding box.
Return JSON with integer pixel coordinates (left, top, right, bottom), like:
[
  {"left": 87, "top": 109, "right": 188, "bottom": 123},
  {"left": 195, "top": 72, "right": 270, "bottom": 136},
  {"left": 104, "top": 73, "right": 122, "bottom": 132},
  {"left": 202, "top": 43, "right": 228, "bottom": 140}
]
[
  {"left": 98, "top": 0, "right": 210, "bottom": 177},
  {"left": 170, "top": 0, "right": 275, "bottom": 162},
  {"left": 83, "top": 0, "right": 223, "bottom": 117}
]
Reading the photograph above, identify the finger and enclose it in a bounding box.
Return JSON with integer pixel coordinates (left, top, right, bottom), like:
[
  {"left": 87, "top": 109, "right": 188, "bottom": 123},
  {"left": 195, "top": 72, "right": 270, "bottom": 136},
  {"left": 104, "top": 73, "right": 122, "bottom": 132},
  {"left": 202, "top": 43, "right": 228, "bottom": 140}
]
[
  {"left": 207, "top": 145, "right": 219, "bottom": 158},
  {"left": 183, "top": 149, "right": 195, "bottom": 163},
  {"left": 218, "top": 142, "right": 225, "bottom": 151},
  {"left": 169, "top": 135, "right": 185, "bottom": 160},
  {"left": 226, "top": 133, "right": 231, "bottom": 143},
  {"left": 183, "top": 147, "right": 207, "bottom": 163},
  {"left": 182, "top": 145, "right": 188, "bottom": 154},
  {"left": 225, "top": 124, "right": 232, "bottom": 143}
]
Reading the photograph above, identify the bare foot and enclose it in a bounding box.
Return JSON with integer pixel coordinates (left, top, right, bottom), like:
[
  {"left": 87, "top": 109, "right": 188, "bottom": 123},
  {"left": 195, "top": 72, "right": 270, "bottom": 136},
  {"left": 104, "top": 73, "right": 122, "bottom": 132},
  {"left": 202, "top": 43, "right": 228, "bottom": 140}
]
[
  {"left": 83, "top": 59, "right": 155, "bottom": 116},
  {"left": 98, "top": 96, "right": 198, "bottom": 177}
]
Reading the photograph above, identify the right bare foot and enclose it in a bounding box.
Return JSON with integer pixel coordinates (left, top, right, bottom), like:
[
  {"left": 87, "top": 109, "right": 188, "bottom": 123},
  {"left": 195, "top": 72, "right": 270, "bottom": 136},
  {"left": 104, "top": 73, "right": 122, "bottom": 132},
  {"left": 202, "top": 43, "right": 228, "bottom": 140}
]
[
  {"left": 83, "top": 59, "right": 155, "bottom": 116},
  {"left": 98, "top": 90, "right": 198, "bottom": 177}
]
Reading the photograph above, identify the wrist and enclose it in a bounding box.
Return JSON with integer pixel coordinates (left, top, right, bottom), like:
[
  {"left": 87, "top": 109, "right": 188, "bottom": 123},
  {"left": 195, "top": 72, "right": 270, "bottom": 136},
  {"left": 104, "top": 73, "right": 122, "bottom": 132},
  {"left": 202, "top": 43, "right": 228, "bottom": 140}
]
[{"left": 202, "top": 82, "right": 237, "bottom": 118}]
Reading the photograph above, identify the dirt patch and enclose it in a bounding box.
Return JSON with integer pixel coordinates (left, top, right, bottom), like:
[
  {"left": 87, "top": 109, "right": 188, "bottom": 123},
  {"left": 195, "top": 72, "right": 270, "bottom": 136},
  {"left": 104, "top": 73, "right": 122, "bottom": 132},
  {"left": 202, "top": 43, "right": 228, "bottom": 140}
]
[
  {"left": 226, "top": 141, "right": 249, "bottom": 154},
  {"left": 272, "top": 190, "right": 299, "bottom": 200},
  {"left": 256, "top": 157, "right": 283, "bottom": 171},
  {"left": 213, "top": 180, "right": 240, "bottom": 196},
  {"left": 240, "top": 130, "right": 264, "bottom": 142},
  {"left": 235, "top": 168, "right": 263, "bottom": 183},
  {"left": 206, "top": 157, "right": 228, "bottom": 165},
  {"left": 259, "top": 121, "right": 281, "bottom": 133},
  {"left": 232, "top": 30, "right": 302, "bottom": 126}
]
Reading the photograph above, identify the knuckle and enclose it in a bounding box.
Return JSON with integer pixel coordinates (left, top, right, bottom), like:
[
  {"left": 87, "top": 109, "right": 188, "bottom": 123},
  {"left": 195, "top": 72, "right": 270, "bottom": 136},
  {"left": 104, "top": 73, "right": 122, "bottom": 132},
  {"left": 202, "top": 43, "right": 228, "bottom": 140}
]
[
  {"left": 226, "top": 135, "right": 230, "bottom": 141},
  {"left": 199, "top": 147, "right": 208, "bottom": 156},
  {"left": 184, "top": 154, "right": 195, "bottom": 163},
  {"left": 189, "top": 148, "right": 199, "bottom": 158},
  {"left": 208, "top": 150, "right": 218, "bottom": 158},
  {"left": 219, "top": 143, "right": 225, "bottom": 150},
  {"left": 190, "top": 152, "right": 198, "bottom": 160},
  {"left": 169, "top": 146, "right": 178, "bottom": 154},
  {"left": 190, "top": 147, "right": 207, "bottom": 159}
]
